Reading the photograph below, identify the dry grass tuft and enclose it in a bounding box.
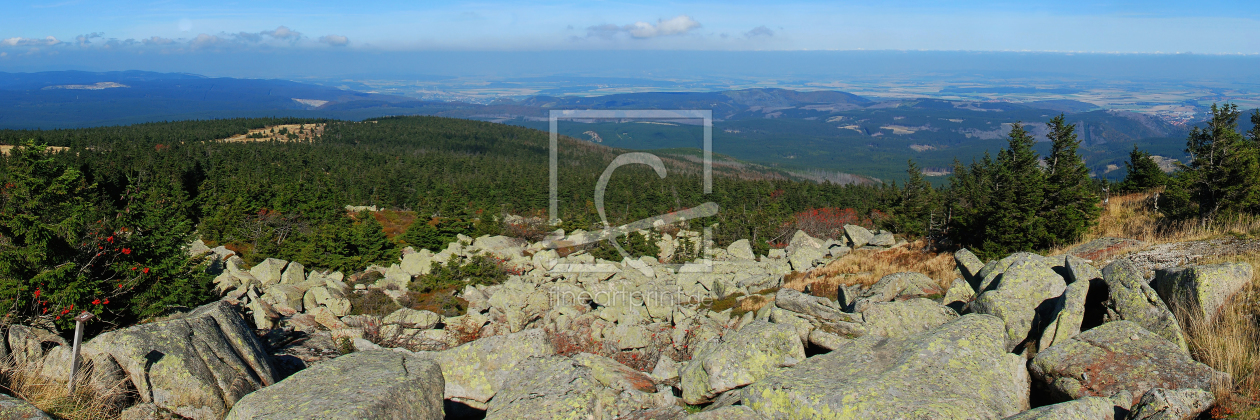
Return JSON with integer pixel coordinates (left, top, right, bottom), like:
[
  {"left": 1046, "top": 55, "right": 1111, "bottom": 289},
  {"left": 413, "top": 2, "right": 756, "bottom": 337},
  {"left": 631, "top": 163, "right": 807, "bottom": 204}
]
[
  {"left": 1, "top": 357, "right": 132, "bottom": 420},
  {"left": 1052, "top": 191, "right": 1260, "bottom": 255},
  {"left": 785, "top": 240, "right": 956, "bottom": 298},
  {"left": 1180, "top": 253, "right": 1260, "bottom": 417}
]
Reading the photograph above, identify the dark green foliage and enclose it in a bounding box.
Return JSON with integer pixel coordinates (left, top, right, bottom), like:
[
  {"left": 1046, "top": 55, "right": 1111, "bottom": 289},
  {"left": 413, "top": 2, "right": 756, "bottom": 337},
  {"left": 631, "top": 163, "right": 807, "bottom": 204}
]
[
  {"left": 399, "top": 217, "right": 475, "bottom": 252},
  {"left": 944, "top": 118, "right": 1098, "bottom": 259},
  {"left": 1168, "top": 104, "right": 1260, "bottom": 220},
  {"left": 409, "top": 255, "right": 508, "bottom": 294},
  {"left": 1042, "top": 115, "right": 1102, "bottom": 247},
  {"left": 979, "top": 122, "right": 1050, "bottom": 257},
  {"left": 1119, "top": 145, "right": 1170, "bottom": 193},
  {"left": 0, "top": 142, "right": 213, "bottom": 329},
  {"left": 889, "top": 160, "right": 938, "bottom": 239},
  {"left": 590, "top": 230, "right": 663, "bottom": 262}
]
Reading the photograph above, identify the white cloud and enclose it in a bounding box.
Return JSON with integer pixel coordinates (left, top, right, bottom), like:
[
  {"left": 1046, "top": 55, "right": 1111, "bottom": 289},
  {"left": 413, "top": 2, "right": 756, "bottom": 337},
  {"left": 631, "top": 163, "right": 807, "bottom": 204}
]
[
  {"left": 261, "top": 26, "right": 302, "bottom": 41},
  {"left": 141, "top": 36, "right": 175, "bottom": 46},
  {"left": 745, "top": 26, "right": 774, "bottom": 38},
  {"left": 1, "top": 36, "right": 62, "bottom": 47},
  {"left": 319, "top": 34, "right": 350, "bottom": 47},
  {"left": 75, "top": 32, "right": 103, "bottom": 46},
  {"left": 586, "top": 15, "right": 701, "bottom": 39},
  {"left": 189, "top": 34, "right": 226, "bottom": 50},
  {"left": 0, "top": 52, "right": 6, "bottom": 57}
]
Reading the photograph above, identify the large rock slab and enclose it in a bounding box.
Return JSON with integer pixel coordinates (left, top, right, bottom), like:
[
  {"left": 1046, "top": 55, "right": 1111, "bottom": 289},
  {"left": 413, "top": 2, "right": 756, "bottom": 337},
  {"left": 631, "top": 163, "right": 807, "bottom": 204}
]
[
  {"left": 1127, "top": 388, "right": 1214, "bottom": 420},
  {"left": 225, "top": 350, "right": 443, "bottom": 420},
  {"left": 60, "top": 301, "right": 278, "bottom": 419},
  {"left": 485, "top": 353, "right": 670, "bottom": 419},
  {"left": 1039, "top": 280, "right": 1089, "bottom": 351},
  {"left": 1064, "top": 255, "right": 1103, "bottom": 284},
  {"left": 727, "top": 239, "right": 756, "bottom": 261},
  {"left": 1100, "top": 261, "right": 1188, "bottom": 352},
  {"left": 743, "top": 314, "right": 1029, "bottom": 419},
  {"left": 972, "top": 255, "right": 1067, "bottom": 351},
  {"left": 1029, "top": 320, "right": 1226, "bottom": 406},
  {"left": 0, "top": 393, "right": 52, "bottom": 419},
  {"left": 954, "top": 248, "right": 985, "bottom": 290},
  {"left": 435, "top": 328, "right": 554, "bottom": 409},
  {"left": 680, "top": 320, "right": 805, "bottom": 404},
  {"left": 860, "top": 298, "right": 958, "bottom": 338},
  {"left": 248, "top": 258, "right": 287, "bottom": 286},
  {"left": 1001, "top": 396, "right": 1118, "bottom": 419},
  {"left": 1067, "top": 237, "right": 1146, "bottom": 262},
  {"left": 851, "top": 272, "right": 943, "bottom": 312},
  {"left": 1152, "top": 263, "right": 1253, "bottom": 322},
  {"left": 842, "top": 224, "right": 873, "bottom": 248}
]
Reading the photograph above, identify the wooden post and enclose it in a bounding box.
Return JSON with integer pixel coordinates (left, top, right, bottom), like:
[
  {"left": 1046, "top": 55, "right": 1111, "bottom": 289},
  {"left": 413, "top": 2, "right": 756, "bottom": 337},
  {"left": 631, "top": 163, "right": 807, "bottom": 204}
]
[{"left": 68, "top": 311, "right": 95, "bottom": 394}]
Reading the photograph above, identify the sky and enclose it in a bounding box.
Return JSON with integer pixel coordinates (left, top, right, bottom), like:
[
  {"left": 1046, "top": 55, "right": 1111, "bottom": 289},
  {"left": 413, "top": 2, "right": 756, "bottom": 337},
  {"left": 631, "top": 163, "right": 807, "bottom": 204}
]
[{"left": 1, "top": 0, "right": 1258, "bottom": 76}]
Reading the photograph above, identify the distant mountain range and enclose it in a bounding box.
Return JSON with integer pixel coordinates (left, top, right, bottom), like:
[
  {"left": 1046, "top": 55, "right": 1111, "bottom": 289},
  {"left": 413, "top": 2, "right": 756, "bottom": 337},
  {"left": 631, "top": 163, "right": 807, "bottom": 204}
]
[{"left": 2, "top": 70, "right": 1253, "bottom": 182}]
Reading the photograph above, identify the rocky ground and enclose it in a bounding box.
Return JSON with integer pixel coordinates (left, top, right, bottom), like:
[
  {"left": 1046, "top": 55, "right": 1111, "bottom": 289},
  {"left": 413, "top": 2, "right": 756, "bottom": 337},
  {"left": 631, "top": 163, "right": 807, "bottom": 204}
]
[{"left": 1, "top": 225, "right": 1255, "bottom": 419}]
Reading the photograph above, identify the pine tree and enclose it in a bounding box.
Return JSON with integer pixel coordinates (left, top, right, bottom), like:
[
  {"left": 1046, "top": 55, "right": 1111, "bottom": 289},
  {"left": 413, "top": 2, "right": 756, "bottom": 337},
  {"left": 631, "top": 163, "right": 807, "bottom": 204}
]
[
  {"left": 980, "top": 122, "right": 1049, "bottom": 258},
  {"left": 1183, "top": 104, "right": 1260, "bottom": 219},
  {"left": 1120, "top": 145, "right": 1169, "bottom": 192},
  {"left": 1042, "top": 115, "right": 1101, "bottom": 247}
]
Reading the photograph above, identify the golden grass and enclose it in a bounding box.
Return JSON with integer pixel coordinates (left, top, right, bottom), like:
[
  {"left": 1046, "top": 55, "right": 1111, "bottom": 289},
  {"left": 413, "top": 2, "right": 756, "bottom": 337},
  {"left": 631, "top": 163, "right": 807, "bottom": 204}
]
[
  {"left": 218, "top": 123, "right": 325, "bottom": 143},
  {"left": 785, "top": 240, "right": 957, "bottom": 299},
  {"left": 1, "top": 357, "right": 131, "bottom": 420},
  {"left": 1180, "top": 253, "right": 1260, "bottom": 418},
  {"left": 1051, "top": 191, "right": 1260, "bottom": 255}
]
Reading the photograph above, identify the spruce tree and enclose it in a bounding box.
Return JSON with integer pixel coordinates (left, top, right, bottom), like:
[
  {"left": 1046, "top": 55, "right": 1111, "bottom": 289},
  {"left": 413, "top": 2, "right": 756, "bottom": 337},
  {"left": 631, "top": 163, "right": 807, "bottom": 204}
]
[
  {"left": 893, "top": 160, "right": 936, "bottom": 238},
  {"left": 979, "top": 122, "right": 1049, "bottom": 258},
  {"left": 1119, "top": 145, "right": 1169, "bottom": 193},
  {"left": 1183, "top": 104, "right": 1260, "bottom": 219},
  {"left": 1042, "top": 115, "right": 1101, "bottom": 246}
]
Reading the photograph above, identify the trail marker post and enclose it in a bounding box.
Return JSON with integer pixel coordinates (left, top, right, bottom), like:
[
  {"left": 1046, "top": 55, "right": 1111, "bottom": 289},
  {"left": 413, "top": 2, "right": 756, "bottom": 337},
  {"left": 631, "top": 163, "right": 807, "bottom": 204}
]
[{"left": 68, "top": 311, "right": 95, "bottom": 393}]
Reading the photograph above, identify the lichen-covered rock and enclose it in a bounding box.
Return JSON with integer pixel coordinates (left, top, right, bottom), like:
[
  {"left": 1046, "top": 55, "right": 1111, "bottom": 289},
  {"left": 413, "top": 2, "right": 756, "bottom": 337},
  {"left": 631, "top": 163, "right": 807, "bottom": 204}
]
[
  {"left": 278, "top": 261, "right": 305, "bottom": 285},
  {"left": 680, "top": 320, "right": 805, "bottom": 404},
  {"left": 0, "top": 393, "right": 52, "bottom": 419},
  {"left": 485, "top": 353, "right": 672, "bottom": 420},
  {"left": 972, "top": 255, "right": 1067, "bottom": 351},
  {"left": 853, "top": 272, "right": 943, "bottom": 311},
  {"left": 401, "top": 249, "right": 434, "bottom": 276},
  {"left": 861, "top": 298, "right": 958, "bottom": 338},
  {"left": 1127, "top": 388, "right": 1214, "bottom": 420},
  {"left": 955, "top": 248, "right": 985, "bottom": 289},
  {"left": 1064, "top": 255, "right": 1103, "bottom": 284},
  {"left": 72, "top": 301, "right": 278, "bottom": 419},
  {"left": 7, "top": 325, "right": 65, "bottom": 367},
  {"left": 787, "top": 246, "right": 824, "bottom": 272},
  {"left": 1029, "top": 321, "right": 1226, "bottom": 407},
  {"left": 1100, "top": 261, "right": 1188, "bottom": 353},
  {"left": 942, "top": 277, "right": 975, "bottom": 312},
  {"left": 435, "top": 328, "right": 555, "bottom": 409},
  {"left": 843, "top": 224, "right": 873, "bottom": 248},
  {"left": 248, "top": 258, "right": 287, "bottom": 286},
  {"left": 773, "top": 288, "right": 858, "bottom": 324},
  {"left": 742, "top": 314, "right": 1029, "bottom": 419},
  {"left": 976, "top": 253, "right": 1036, "bottom": 293},
  {"left": 1039, "top": 280, "right": 1089, "bottom": 352},
  {"left": 260, "top": 284, "right": 304, "bottom": 315},
  {"left": 1001, "top": 396, "right": 1117, "bottom": 419},
  {"left": 1152, "top": 263, "right": 1253, "bottom": 322},
  {"left": 684, "top": 405, "right": 768, "bottom": 420},
  {"left": 383, "top": 308, "right": 442, "bottom": 329},
  {"left": 226, "top": 350, "right": 442, "bottom": 420},
  {"left": 868, "top": 231, "right": 896, "bottom": 247},
  {"left": 727, "top": 239, "right": 756, "bottom": 261}
]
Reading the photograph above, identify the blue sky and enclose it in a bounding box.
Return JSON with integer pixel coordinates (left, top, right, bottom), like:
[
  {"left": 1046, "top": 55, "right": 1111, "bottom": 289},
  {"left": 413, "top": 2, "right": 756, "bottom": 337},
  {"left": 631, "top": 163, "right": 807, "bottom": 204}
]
[{"left": 3, "top": 0, "right": 1258, "bottom": 54}]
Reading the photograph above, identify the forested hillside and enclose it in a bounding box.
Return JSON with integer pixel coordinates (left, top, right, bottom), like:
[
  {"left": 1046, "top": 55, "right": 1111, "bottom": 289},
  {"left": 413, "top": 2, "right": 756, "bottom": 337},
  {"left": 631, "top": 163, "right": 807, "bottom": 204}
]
[{"left": 0, "top": 116, "right": 893, "bottom": 328}]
